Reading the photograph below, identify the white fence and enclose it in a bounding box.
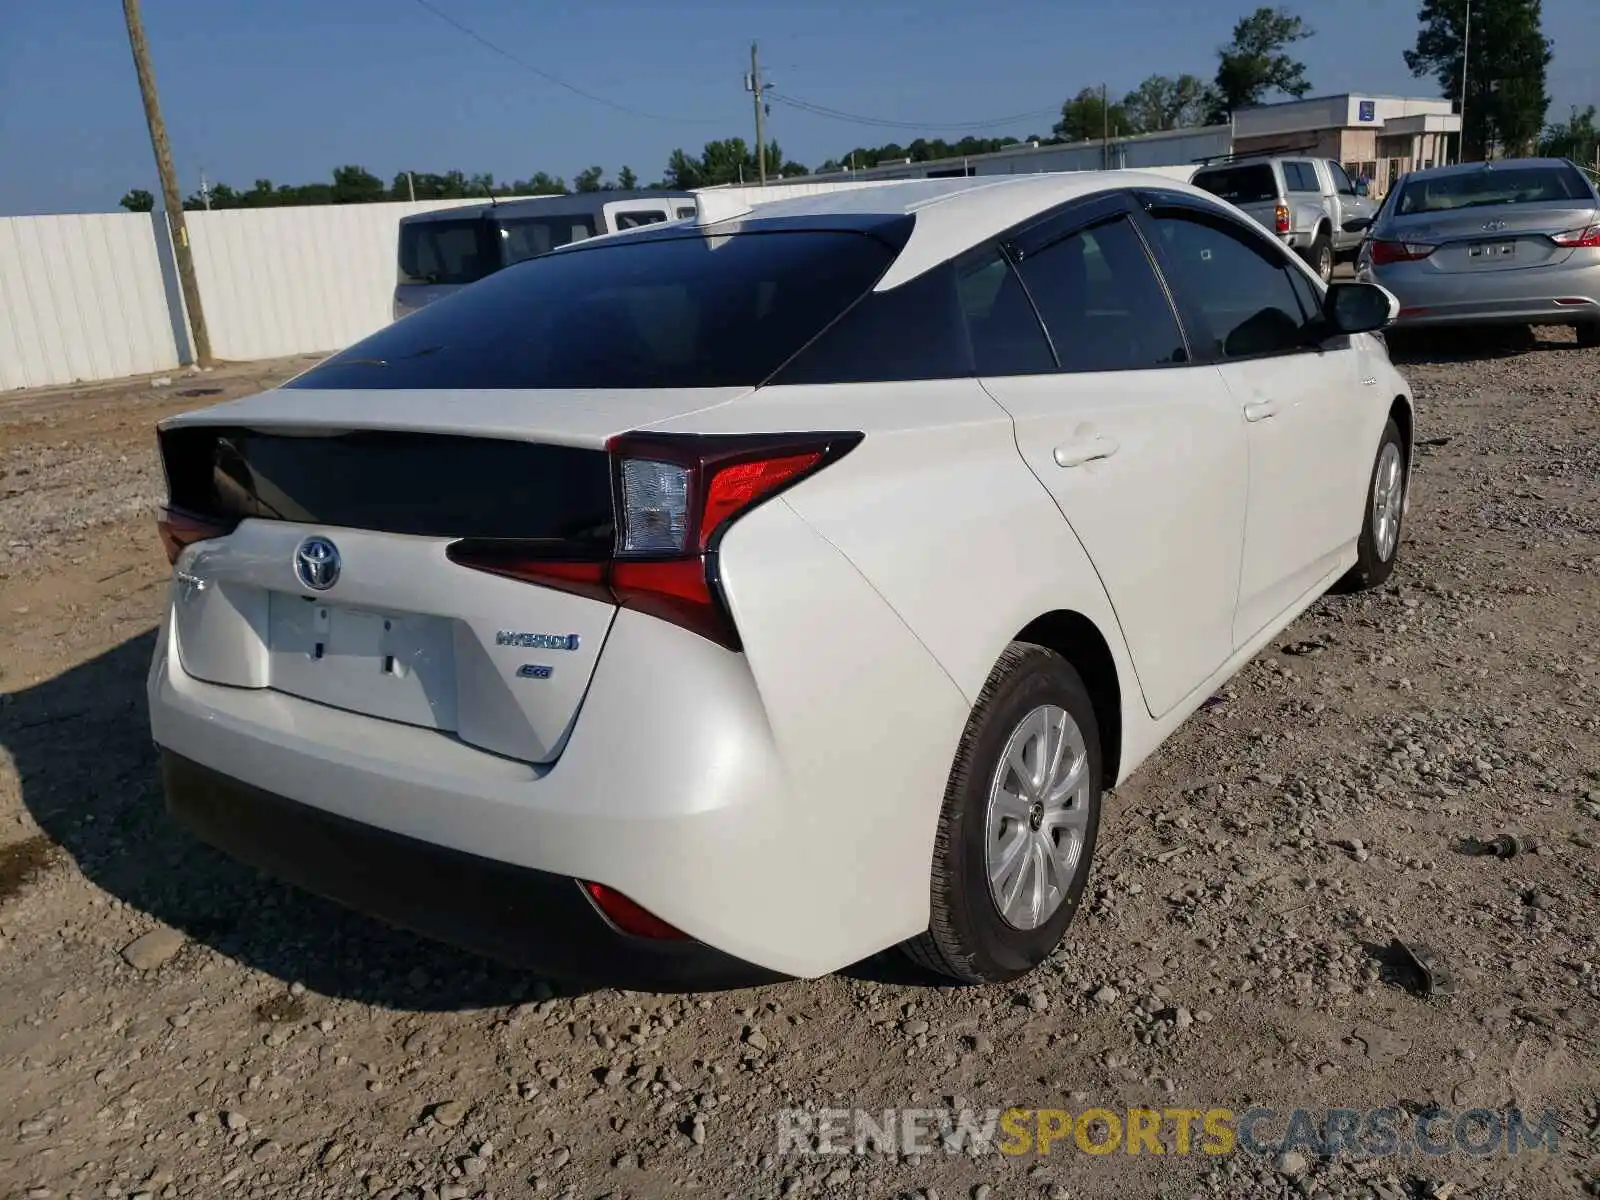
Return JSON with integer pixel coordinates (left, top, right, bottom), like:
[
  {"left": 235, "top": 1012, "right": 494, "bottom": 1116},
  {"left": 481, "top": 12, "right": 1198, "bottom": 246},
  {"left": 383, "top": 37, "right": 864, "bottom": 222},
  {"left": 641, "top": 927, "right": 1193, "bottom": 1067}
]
[
  {"left": 1, "top": 173, "right": 1165, "bottom": 391},
  {"left": 185, "top": 198, "right": 482, "bottom": 362},
  {"left": 0, "top": 213, "right": 182, "bottom": 391}
]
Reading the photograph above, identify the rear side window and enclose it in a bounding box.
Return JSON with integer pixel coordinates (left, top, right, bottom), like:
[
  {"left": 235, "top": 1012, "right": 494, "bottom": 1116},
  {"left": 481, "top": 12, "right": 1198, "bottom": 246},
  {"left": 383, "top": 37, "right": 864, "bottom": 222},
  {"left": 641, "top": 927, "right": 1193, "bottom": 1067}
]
[
  {"left": 771, "top": 262, "right": 972, "bottom": 385},
  {"left": 1191, "top": 164, "right": 1278, "bottom": 206},
  {"left": 397, "top": 218, "right": 498, "bottom": 285},
  {"left": 956, "top": 250, "right": 1054, "bottom": 376},
  {"left": 500, "top": 214, "right": 597, "bottom": 265},
  {"left": 614, "top": 210, "right": 669, "bottom": 230},
  {"left": 1013, "top": 216, "right": 1187, "bottom": 372},
  {"left": 293, "top": 229, "right": 899, "bottom": 391},
  {"left": 1396, "top": 165, "right": 1593, "bottom": 214},
  {"left": 675, "top": 205, "right": 697, "bottom": 220},
  {"left": 1283, "top": 162, "right": 1320, "bottom": 192}
]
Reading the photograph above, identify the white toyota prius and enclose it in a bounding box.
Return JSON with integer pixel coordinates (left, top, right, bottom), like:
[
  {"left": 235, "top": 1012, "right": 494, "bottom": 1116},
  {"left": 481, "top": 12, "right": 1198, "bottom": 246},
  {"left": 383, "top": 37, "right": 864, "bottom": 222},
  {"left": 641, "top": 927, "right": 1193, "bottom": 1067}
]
[{"left": 148, "top": 174, "right": 1413, "bottom": 987}]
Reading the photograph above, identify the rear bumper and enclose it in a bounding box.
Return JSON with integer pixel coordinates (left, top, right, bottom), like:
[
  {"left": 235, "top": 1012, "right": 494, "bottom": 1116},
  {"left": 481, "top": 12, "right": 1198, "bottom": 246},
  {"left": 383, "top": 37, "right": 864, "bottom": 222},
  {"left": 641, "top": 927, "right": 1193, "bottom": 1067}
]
[
  {"left": 161, "top": 750, "right": 779, "bottom": 989},
  {"left": 1360, "top": 261, "right": 1600, "bottom": 328}
]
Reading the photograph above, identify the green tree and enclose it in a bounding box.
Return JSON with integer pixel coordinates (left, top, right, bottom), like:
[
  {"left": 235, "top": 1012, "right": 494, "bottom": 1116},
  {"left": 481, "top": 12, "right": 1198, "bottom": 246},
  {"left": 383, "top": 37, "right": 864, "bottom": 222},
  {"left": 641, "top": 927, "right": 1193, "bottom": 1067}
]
[
  {"left": 1538, "top": 105, "right": 1598, "bottom": 166},
  {"left": 1122, "top": 74, "right": 1215, "bottom": 133},
  {"left": 662, "top": 138, "right": 805, "bottom": 188},
  {"left": 1210, "top": 6, "right": 1314, "bottom": 121},
  {"left": 1405, "top": 0, "right": 1552, "bottom": 160},
  {"left": 1054, "top": 87, "right": 1132, "bottom": 142},
  {"left": 119, "top": 189, "right": 155, "bottom": 212},
  {"left": 331, "top": 165, "right": 386, "bottom": 204},
  {"left": 573, "top": 165, "right": 605, "bottom": 192},
  {"left": 615, "top": 165, "right": 639, "bottom": 189}
]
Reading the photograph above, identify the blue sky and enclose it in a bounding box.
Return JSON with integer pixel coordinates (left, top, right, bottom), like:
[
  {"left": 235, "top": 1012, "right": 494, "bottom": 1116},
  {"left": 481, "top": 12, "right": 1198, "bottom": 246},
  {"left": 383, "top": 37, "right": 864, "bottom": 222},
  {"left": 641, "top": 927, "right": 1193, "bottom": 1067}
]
[{"left": 1, "top": 0, "right": 1595, "bottom": 215}]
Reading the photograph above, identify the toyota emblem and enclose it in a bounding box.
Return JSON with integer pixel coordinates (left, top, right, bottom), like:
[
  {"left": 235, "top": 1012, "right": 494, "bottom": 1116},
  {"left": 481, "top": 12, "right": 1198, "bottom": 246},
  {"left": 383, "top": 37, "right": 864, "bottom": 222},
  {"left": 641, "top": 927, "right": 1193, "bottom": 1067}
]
[{"left": 294, "top": 536, "right": 341, "bottom": 591}]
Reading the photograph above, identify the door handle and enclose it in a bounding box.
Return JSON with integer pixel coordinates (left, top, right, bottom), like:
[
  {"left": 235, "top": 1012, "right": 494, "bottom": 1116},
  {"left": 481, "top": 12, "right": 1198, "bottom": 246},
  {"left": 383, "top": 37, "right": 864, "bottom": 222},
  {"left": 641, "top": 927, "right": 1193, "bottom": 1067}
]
[
  {"left": 1243, "top": 400, "right": 1278, "bottom": 423},
  {"left": 1053, "top": 435, "right": 1120, "bottom": 468}
]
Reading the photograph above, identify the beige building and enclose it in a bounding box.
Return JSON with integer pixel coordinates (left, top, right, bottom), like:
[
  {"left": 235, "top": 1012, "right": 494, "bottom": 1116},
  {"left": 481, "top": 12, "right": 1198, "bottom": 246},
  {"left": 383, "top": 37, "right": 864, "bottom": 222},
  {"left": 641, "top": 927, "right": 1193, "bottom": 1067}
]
[{"left": 1231, "top": 93, "right": 1463, "bottom": 196}]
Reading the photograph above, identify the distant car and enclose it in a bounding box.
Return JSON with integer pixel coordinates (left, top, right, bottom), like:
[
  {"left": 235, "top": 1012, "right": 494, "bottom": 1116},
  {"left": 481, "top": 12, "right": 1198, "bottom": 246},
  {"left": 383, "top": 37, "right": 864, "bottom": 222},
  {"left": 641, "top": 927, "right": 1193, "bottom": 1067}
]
[
  {"left": 393, "top": 190, "right": 699, "bottom": 320},
  {"left": 1356, "top": 157, "right": 1600, "bottom": 346},
  {"left": 150, "top": 174, "right": 1412, "bottom": 988},
  {"left": 1191, "top": 155, "right": 1377, "bottom": 283}
]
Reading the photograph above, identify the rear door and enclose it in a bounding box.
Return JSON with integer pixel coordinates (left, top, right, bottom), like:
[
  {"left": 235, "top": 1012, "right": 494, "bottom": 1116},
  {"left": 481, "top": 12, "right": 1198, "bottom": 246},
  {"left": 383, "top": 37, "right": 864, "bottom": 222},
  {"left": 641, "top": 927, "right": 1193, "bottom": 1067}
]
[
  {"left": 970, "top": 195, "right": 1248, "bottom": 719},
  {"left": 1137, "top": 196, "right": 1368, "bottom": 644}
]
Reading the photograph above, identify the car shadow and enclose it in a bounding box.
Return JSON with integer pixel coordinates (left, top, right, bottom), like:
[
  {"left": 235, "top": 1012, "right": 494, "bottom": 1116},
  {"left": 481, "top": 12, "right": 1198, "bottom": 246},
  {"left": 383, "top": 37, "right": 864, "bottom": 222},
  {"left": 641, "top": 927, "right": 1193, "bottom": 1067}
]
[
  {"left": 4, "top": 630, "right": 937, "bottom": 1006},
  {"left": 1385, "top": 324, "right": 1585, "bottom": 364}
]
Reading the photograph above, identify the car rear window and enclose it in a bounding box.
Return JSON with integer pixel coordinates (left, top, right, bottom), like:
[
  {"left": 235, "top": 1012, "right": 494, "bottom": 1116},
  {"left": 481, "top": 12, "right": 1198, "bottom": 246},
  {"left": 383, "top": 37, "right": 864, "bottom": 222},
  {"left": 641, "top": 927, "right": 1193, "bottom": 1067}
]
[
  {"left": 500, "top": 214, "right": 598, "bottom": 265},
  {"left": 397, "top": 218, "right": 499, "bottom": 286},
  {"left": 293, "top": 228, "right": 901, "bottom": 391},
  {"left": 1191, "top": 164, "right": 1278, "bottom": 205},
  {"left": 1396, "top": 165, "right": 1593, "bottom": 214}
]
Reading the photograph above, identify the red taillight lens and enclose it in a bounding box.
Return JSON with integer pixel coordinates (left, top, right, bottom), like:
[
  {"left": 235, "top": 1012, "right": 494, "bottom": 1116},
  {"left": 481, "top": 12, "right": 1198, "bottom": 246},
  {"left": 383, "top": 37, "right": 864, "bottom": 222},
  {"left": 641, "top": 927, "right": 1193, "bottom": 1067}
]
[
  {"left": 1369, "top": 239, "right": 1436, "bottom": 266},
  {"left": 1274, "top": 204, "right": 1290, "bottom": 234},
  {"left": 582, "top": 882, "right": 688, "bottom": 940},
  {"left": 446, "top": 432, "right": 862, "bottom": 650},
  {"left": 1551, "top": 223, "right": 1600, "bottom": 248},
  {"left": 156, "top": 505, "right": 235, "bottom": 564}
]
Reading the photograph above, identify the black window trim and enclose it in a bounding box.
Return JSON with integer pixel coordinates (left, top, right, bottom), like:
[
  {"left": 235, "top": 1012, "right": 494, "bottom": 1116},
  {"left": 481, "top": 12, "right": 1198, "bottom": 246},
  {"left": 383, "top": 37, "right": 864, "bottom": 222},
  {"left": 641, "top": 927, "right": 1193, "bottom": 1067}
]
[
  {"left": 1130, "top": 189, "right": 1331, "bottom": 366},
  {"left": 949, "top": 239, "right": 1056, "bottom": 376},
  {"left": 994, "top": 190, "right": 1196, "bottom": 373}
]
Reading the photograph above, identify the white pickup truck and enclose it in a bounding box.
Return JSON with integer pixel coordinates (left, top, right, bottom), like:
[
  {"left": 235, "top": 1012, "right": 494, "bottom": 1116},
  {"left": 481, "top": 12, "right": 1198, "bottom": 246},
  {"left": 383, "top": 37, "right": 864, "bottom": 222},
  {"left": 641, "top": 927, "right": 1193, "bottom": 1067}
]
[{"left": 1190, "top": 155, "right": 1377, "bottom": 282}]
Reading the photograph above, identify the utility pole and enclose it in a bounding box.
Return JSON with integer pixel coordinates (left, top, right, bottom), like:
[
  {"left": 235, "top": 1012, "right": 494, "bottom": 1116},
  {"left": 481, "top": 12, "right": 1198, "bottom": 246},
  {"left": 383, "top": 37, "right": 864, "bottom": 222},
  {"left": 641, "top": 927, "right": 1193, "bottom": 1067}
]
[
  {"left": 1458, "top": 0, "right": 1471, "bottom": 162},
  {"left": 746, "top": 42, "right": 768, "bottom": 186},
  {"left": 122, "top": 0, "right": 212, "bottom": 366},
  {"left": 1101, "top": 83, "right": 1110, "bottom": 170},
  {"left": 199, "top": 169, "right": 211, "bottom": 210},
  {"left": 406, "top": 171, "right": 416, "bottom": 202}
]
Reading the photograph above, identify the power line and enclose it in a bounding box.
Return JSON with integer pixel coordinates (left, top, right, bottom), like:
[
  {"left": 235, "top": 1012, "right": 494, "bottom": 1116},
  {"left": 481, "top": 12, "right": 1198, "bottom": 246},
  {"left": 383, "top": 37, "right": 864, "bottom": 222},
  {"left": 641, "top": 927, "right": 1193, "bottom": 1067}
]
[
  {"left": 769, "top": 91, "right": 1059, "bottom": 133},
  {"left": 405, "top": 0, "right": 716, "bottom": 124}
]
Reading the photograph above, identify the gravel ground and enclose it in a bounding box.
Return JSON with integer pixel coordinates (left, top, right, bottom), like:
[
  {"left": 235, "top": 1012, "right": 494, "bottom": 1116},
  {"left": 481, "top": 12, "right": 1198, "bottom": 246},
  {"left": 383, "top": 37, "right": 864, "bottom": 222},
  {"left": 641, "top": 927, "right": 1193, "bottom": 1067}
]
[{"left": 1, "top": 332, "right": 1598, "bottom": 1200}]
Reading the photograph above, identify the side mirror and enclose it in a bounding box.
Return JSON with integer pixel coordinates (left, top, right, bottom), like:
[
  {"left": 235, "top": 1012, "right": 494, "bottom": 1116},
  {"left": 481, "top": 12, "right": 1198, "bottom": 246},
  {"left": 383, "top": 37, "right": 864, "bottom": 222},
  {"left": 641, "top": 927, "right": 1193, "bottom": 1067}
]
[
  {"left": 1324, "top": 281, "right": 1399, "bottom": 334},
  {"left": 1342, "top": 216, "right": 1372, "bottom": 234}
]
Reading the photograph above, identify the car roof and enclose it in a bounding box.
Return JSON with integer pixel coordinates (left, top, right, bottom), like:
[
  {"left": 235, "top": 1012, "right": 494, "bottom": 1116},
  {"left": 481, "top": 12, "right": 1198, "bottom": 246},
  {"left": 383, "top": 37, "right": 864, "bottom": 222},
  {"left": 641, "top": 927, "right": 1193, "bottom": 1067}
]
[
  {"left": 636, "top": 172, "right": 1230, "bottom": 289},
  {"left": 401, "top": 189, "right": 698, "bottom": 225},
  {"left": 1396, "top": 156, "right": 1581, "bottom": 182}
]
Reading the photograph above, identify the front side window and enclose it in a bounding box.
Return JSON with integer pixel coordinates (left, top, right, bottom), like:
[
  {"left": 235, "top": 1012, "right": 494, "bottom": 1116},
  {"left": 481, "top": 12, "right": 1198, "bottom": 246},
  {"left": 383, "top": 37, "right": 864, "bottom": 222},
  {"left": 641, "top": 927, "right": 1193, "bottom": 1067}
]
[
  {"left": 397, "top": 218, "right": 499, "bottom": 285},
  {"left": 1327, "top": 161, "right": 1358, "bottom": 195},
  {"left": 1149, "top": 210, "right": 1315, "bottom": 360},
  {"left": 295, "top": 230, "right": 898, "bottom": 391},
  {"left": 1013, "top": 215, "right": 1187, "bottom": 372},
  {"left": 500, "top": 215, "right": 598, "bottom": 265}
]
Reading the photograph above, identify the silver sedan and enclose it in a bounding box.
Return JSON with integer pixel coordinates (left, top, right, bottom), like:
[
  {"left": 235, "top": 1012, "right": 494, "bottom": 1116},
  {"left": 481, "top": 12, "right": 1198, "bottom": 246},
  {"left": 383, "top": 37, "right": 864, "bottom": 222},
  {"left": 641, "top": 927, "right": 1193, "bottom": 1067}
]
[{"left": 1355, "top": 157, "right": 1600, "bottom": 347}]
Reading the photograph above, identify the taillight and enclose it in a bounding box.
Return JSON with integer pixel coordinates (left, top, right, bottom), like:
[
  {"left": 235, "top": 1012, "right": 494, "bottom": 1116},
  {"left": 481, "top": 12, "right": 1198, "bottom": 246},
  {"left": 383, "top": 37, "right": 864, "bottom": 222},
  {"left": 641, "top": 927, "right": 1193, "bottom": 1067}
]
[
  {"left": 1551, "top": 223, "right": 1600, "bottom": 248},
  {"left": 1369, "top": 239, "right": 1436, "bottom": 266},
  {"left": 156, "top": 505, "right": 236, "bottom": 564},
  {"left": 446, "top": 432, "right": 862, "bottom": 650},
  {"left": 1274, "top": 204, "right": 1291, "bottom": 234},
  {"left": 582, "top": 882, "right": 687, "bottom": 940}
]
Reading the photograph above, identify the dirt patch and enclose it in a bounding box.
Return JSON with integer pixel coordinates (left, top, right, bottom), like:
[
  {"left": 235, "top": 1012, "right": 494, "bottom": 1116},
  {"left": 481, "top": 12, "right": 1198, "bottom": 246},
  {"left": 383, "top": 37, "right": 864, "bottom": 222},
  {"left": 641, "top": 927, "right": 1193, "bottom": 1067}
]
[
  {"left": 0, "top": 334, "right": 1597, "bottom": 1199},
  {"left": 0, "top": 833, "right": 57, "bottom": 905}
]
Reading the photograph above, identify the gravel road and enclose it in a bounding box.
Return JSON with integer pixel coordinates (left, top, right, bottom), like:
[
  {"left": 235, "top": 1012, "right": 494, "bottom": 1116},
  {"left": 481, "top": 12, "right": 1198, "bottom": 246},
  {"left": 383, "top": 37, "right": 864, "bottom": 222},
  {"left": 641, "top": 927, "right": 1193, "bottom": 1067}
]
[{"left": 2, "top": 331, "right": 1598, "bottom": 1200}]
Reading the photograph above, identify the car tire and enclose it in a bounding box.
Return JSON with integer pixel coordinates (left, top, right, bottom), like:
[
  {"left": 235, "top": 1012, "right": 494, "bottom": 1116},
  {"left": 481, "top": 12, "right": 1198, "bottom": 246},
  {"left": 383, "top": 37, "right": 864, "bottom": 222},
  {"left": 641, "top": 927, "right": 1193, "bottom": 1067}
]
[
  {"left": 1332, "top": 417, "right": 1407, "bottom": 593},
  {"left": 1577, "top": 321, "right": 1600, "bottom": 349},
  {"left": 904, "top": 642, "right": 1102, "bottom": 985},
  {"left": 1305, "top": 230, "right": 1334, "bottom": 283}
]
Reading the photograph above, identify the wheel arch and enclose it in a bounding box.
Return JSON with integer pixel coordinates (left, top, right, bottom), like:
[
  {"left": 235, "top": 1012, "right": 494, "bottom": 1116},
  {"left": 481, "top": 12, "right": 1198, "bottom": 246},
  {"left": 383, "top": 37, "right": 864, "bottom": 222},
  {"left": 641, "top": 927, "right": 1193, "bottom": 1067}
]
[
  {"left": 1388, "top": 393, "right": 1414, "bottom": 461},
  {"left": 1013, "top": 609, "right": 1123, "bottom": 787}
]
